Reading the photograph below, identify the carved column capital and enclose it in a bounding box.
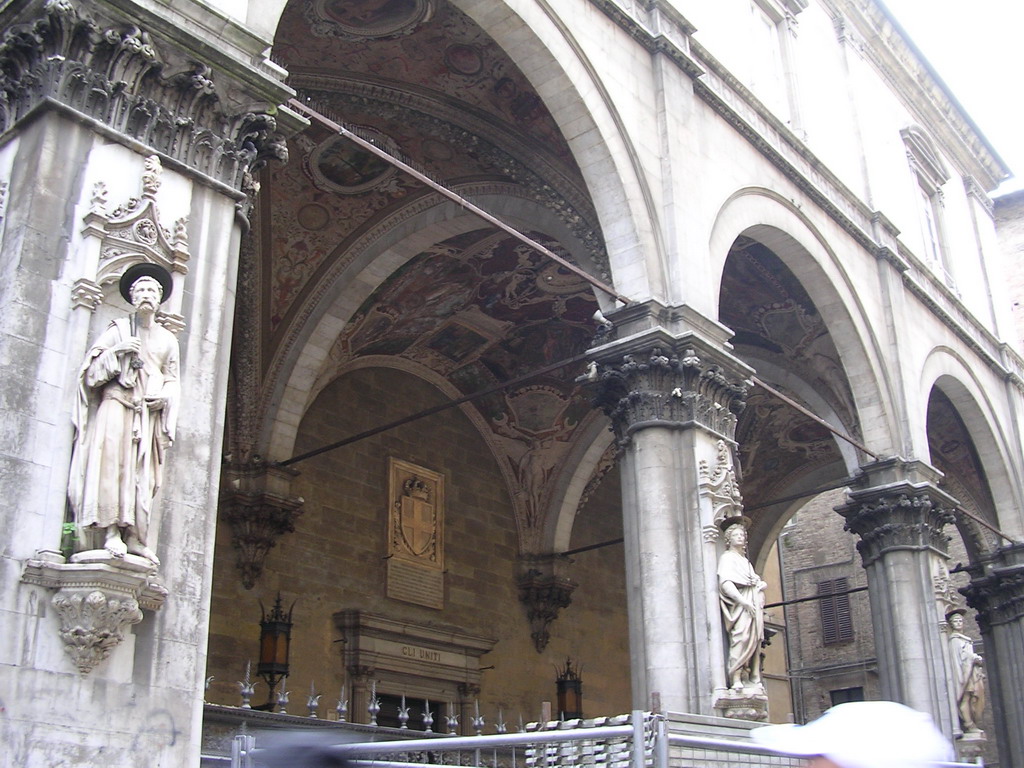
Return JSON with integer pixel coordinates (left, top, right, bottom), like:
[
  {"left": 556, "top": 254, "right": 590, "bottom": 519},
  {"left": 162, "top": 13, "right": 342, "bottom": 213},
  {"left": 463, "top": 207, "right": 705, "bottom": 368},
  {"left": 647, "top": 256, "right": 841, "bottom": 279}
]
[
  {"left": 517, "top": 558, "right": 577, "bottom": 653},
  {"left": 836, "top": 461, "right": 956, "bottom": 567},
  {"left": 961, "top": 544, "right": 1024, "bottom": 632},
  {"left": 0, "top": 0, "right": 297, "bottom": 190},
  {"left": 592, "top": 340, "right": 749, "bottom": 443},
  {"left": 221, "top": 461, "right": 304, "bottom": 589}
]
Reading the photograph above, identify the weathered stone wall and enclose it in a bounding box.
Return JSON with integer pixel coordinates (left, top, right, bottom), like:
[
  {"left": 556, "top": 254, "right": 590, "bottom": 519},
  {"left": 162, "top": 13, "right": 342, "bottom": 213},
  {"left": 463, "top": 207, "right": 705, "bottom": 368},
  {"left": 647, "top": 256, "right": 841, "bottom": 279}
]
[
  {"left": 0, "top": 114, "right": 242, "bottom": 767},
  {"left": 996, "top": 191, "right": 1024, "bottom": 350}
]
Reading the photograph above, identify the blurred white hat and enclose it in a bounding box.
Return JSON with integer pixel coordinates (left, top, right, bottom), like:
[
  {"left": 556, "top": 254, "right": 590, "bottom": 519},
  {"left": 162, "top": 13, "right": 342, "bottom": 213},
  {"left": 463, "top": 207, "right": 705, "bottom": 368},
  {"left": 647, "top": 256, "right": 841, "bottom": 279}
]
[{"left": 751, "top": 701, "right": 954, "bottom": 768}]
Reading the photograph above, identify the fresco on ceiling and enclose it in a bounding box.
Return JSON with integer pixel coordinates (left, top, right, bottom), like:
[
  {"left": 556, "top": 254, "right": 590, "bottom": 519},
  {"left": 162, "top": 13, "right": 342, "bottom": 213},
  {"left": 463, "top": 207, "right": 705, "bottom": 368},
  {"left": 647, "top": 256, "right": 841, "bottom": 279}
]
[
  {"left": 274, "top": 0, "right": 573, "bottom": 165},
  {"left": 721, "top": 238, "right": 857, "bottom": 506},
  {"left": 735, "top": 389, "right": 841, "bottom": 505},
  {"left": 264, "top": 0, "right": 600, "bottom": 360},
  {"left": 315, "top": 0, "right": 427, "bottom": 35},
  {"left": 309, "top": 133, "right": 397, "bottom": 192},
  {"left": 332, "top": 228, "right": 599, "bottom": 528},
  {"left": 266, "top": 97, "right": 500, "bottom": 330}
]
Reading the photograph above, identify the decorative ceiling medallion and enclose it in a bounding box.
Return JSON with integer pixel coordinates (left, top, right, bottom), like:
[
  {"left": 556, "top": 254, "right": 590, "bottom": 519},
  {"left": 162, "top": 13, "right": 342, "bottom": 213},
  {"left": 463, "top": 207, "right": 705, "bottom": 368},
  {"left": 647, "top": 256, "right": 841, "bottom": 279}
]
[
  {"left": 308, "top": 0, "right": 434, "bottom": 39},
  {"left": 307, "top": 128, "right": 398, "bottom": 194}
]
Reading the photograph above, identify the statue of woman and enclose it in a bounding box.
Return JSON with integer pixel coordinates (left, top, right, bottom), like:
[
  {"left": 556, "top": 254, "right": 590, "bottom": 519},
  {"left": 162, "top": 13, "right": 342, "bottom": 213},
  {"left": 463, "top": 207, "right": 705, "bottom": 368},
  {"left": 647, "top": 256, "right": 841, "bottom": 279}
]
[
  {"left": 718, "top": 521, "right": 767, "bottom": 691},
  {"left": 947, "top": 608, "right": 985, "bottom": 734}
]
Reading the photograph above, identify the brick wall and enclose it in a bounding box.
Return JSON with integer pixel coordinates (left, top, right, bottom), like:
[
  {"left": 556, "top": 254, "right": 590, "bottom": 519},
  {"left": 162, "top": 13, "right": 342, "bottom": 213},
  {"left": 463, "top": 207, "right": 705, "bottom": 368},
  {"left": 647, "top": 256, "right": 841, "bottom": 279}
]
[{"left": 206, "top": 366, "right": 630, "bottom": 722}]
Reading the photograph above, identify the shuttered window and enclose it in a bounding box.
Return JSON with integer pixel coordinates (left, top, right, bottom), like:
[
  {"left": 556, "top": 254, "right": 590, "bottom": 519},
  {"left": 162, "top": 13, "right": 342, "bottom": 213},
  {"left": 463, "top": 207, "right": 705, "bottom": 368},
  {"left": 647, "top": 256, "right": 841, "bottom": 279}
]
[{"left": 817, "top": 577, "right": 854, "bottom": 645}]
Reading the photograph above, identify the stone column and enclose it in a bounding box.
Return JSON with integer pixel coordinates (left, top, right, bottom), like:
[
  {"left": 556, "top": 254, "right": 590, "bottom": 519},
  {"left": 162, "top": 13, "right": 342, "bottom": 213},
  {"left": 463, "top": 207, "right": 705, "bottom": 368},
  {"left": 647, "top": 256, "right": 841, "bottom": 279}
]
[
  {"left": 591, "top": 302, "right": 751, "bottom": 716},
  {"left": 961, "top": 542, "right": 1024, "bottom": 766},
  {"left": 0, "top": 0, "right": 300, "bottom": 765},
  {"left": 835, "top": 458, "right": 957, "bottom": 736}
]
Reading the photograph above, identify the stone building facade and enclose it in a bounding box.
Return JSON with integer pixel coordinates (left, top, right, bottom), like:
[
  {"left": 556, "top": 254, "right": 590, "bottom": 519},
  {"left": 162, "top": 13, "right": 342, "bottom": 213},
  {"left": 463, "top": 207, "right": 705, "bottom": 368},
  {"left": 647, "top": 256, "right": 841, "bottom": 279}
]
[{"left": 1, "top": 0, "right": 1022, "bottom": 767}]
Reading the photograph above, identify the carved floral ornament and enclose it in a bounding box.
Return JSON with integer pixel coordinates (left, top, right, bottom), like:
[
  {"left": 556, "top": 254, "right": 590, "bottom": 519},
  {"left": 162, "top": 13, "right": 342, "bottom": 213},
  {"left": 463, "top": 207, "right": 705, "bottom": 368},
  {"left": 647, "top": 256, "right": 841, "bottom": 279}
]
[
  {"left": 0, "top": 0, "right": 288, "bottom": 189},
  {"left": 22, "top": 553, "right": 168, "bottom": 674}
]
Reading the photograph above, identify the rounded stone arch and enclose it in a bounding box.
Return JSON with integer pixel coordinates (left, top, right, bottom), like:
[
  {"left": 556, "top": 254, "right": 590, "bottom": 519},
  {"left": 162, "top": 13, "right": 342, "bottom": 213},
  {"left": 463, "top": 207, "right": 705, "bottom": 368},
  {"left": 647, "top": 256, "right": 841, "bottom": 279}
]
[
  {"left": 449, "top": 0, "right": 665, "bottom": 301},
  {"left": 921, "top": 347, "right": 1024, "bottom": 544},
  {"left": 261, "top": 187, "right": 601, "bottom": 462},
  {"left": 542, "top": 413, "right": 617, "bottom": 554},
  {"left": 244, "top": 0, "right": 288, "bottom": 39},
  {"left": 708, "top": 187, "right": 898, "bottom": 455},
  {"left": 265, "top": 0, "right": 661, "bottom": 306}
]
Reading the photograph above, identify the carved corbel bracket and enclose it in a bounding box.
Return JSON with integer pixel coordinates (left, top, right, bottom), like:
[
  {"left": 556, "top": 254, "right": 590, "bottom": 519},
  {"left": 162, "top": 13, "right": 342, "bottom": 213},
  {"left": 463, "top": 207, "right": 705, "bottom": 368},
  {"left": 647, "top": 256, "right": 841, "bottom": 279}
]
[
  {"left": 517, "top": 561, "right": 577, "bottom": 653},
  {"left": 221, "top": 462, "right": 304, "bottom": 589},
  {"left": 22, "top": 551, "right": 168, "bottom": 674}
]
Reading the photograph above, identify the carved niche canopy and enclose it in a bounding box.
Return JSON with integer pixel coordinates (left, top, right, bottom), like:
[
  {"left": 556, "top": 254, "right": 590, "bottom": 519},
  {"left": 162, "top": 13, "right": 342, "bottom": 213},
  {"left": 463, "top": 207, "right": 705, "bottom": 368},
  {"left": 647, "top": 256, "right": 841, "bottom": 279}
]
[{"left": 387, "top": 458, "right": 445, "bottom": 609}]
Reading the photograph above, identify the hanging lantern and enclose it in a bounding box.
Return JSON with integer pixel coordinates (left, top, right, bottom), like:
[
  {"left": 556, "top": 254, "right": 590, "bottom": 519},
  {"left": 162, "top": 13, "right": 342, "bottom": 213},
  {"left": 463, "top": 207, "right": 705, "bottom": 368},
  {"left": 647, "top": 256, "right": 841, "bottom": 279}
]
[
  {"left": 555, "top": 657, "right": 583, "bottom": 720},
  {"left": 257, "top": 593, "right": 294, "bottom": 706}
]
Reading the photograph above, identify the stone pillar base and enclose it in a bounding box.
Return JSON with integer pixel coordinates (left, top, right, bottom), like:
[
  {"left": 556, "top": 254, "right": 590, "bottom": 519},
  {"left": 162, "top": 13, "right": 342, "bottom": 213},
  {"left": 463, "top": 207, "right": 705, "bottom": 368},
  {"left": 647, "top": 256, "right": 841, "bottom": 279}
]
[{"left": 713, "top": 687, "right": 768, "bottom": 721}]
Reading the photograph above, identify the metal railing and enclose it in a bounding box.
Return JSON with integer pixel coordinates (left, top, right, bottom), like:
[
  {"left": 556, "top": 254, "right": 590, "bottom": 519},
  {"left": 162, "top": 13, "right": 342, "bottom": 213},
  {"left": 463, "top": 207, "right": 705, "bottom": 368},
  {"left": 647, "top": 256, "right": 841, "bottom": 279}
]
[{"left": 206, "top": 710, "right": 983, "bottom": 768}]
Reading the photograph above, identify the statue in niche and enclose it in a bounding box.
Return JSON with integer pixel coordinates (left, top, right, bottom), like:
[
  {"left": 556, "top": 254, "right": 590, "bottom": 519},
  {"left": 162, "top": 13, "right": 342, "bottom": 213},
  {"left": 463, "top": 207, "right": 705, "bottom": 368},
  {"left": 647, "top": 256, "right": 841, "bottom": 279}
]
[
  {"left": 68, "top": 263, "right": 179, "bottom": 565},
  {"left": 946, "top": 608, "right": 986, "bottom": 734},
  {"left": 718, "top": 519, "right": 767, "bottom": 692}
]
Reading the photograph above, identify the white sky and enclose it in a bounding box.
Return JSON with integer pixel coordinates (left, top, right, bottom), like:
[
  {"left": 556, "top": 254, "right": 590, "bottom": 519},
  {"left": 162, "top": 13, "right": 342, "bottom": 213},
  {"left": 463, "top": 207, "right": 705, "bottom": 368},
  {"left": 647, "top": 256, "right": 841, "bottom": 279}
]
[{"left": 880, "top": 0, "right": 1024, "bottom": 196}]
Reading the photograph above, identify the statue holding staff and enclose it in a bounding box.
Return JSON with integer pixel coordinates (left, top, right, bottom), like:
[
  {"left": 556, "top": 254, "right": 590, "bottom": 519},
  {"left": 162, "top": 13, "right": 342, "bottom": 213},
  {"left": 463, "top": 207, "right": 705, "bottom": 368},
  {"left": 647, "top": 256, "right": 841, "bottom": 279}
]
[{"left": 68, "top": 263, "right": 179, "bottom": 565}]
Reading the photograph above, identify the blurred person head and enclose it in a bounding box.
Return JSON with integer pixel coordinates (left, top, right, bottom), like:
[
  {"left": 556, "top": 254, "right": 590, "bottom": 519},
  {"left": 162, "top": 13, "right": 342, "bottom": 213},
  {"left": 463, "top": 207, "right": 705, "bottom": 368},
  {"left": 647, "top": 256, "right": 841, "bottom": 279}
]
[
  {"left": 751, "top": 700, "right": 954, "bottom": 768},
  {"left": 252, "top": 729, "right": 356, "bottom": 768}
]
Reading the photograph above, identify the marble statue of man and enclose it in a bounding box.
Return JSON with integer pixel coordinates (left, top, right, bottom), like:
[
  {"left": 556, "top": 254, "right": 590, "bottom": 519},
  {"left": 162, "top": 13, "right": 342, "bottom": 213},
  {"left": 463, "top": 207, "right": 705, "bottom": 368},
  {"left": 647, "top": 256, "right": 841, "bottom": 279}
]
[
  {"left": 718, "top": 521, "right": 767, "bottom": 691},
  {"left": 947, "top": 608, "right": 986, "bottom": 734},
  {"left": 68, "top": 263, "right": 179, "bottom": 565}
]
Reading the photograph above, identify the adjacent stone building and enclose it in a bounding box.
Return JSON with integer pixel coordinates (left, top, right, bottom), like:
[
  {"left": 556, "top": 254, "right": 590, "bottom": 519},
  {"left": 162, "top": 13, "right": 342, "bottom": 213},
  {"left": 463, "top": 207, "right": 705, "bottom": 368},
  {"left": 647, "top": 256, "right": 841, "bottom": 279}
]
[{"left": 1, "top": 0, "right": 1022, "bottom": 766}]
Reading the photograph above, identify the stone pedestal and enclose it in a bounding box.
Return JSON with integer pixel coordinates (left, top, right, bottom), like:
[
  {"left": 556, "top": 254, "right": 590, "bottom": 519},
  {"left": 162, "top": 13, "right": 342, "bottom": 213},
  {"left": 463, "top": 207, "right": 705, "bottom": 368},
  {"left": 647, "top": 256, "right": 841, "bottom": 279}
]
[
  {"left": 591, "top": 301, "right": 752, "bottom": 716},
  {"left": 713, "top": 690, "right": 769, "bottom": 721},
  {"left": 836, "top": 458, "right": 957, "bottom": 736}
]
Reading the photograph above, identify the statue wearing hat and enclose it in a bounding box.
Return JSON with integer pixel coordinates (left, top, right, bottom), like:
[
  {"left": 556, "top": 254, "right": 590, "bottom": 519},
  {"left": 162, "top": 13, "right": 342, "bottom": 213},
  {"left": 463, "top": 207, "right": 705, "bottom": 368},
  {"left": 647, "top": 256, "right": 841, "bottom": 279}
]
[
  {"left": 68, "top": 263, "right": 179, "bottom": 565},
  {"left": 946, "top": 607, "right": 986, "bottom": 735},
  {"left": 718, "top": 516, "right": 767, "bottom": 691}
]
